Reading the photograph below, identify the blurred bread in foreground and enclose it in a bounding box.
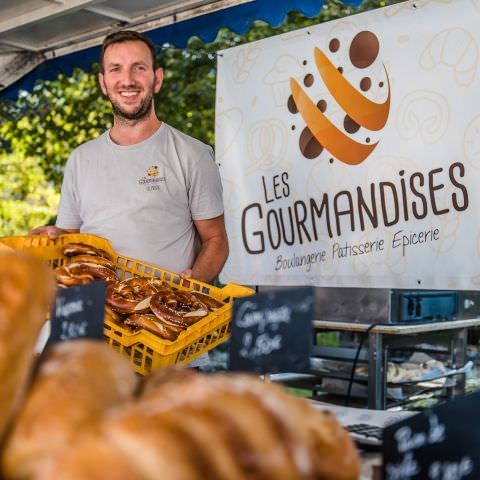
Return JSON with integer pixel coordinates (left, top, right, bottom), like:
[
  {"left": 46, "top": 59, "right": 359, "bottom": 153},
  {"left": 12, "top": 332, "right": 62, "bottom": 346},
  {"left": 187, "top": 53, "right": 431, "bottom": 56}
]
[
  {"left": 0, "top": 251, "right": 56, "bottom": 443},
  {"left": 2, "top": 340, "right": 139, "bottom": 480},
  {"left": 48, "top": 368, "right": 360, "bottom": 480}
]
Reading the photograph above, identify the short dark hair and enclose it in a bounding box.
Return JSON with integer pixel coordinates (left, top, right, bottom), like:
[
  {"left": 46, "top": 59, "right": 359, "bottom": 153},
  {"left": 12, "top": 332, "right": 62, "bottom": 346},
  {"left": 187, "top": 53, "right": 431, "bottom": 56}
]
[{"left": 100, "top": 30, "right": 158, "bottom": 71}]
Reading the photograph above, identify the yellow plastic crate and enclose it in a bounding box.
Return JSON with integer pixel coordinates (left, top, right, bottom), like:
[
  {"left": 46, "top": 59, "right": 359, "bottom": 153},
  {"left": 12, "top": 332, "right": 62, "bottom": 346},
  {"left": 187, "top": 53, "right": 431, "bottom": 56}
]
[{"left": 0, "top": 233, "right": 254, "bottom": 374}]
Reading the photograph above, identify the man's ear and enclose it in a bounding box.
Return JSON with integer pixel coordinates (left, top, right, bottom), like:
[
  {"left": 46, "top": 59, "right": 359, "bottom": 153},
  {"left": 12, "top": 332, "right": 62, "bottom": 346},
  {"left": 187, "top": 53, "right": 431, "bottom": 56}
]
[
  {"left": 98, "top": 72, "right": 107, "bottom": 95},
  {"left": 154, "top": 67, "right": 164, "bottom": 93}
]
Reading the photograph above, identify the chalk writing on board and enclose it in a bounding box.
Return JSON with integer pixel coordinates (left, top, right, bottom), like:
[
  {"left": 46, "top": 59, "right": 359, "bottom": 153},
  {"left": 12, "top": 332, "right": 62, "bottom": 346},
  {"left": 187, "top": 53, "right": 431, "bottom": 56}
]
[
  {"left": 59, "top": 320, "right": 88, "bottom": 341},
  {"left": 50, "top": 281, "right": 106, "bottom": 344},
  {"left": 395, "top": 415, "right": 445, "bottom": 453},
  {"left": 385, "top": 452, "right": 419, "bottom": 480},
  {"left": 55, "top": 297, "right": 84, "bottom": 318},
  {"left": 230, "top": 287, "right": 313, "bottom": 374},
  {"left": 428, "top": 458, "right": 473, "bottom": 480},
  {"left": 385, "top": 411, "right": 475, "bottom": 480},
  {"left": 239, "top": 331, "right": 282, "bottom": 359},
  {"left": 235, "top": 301, "right": 291, "bottom": 332},
  {"left": 387, "top": 457, "right": 474, "bottom": 480}
]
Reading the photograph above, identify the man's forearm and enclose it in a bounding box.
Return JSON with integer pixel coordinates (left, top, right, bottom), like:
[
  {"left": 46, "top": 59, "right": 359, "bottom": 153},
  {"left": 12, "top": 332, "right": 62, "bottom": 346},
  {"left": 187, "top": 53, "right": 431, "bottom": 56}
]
[{"left": 190, "top": 236, "right": 229, "bottom": 283}]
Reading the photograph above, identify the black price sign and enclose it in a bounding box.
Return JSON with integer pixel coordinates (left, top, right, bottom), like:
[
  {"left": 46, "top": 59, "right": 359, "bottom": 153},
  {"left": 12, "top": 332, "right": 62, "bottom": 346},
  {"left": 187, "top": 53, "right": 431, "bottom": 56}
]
[
  {"left": 229, "top": 287, "right": 313, "bottom": 374},
  {"left": 49, "top": 281, "right": 106, "bottom": 344},
  {"left": 383, "top": 390, "right": 480, "bottom": 480}
]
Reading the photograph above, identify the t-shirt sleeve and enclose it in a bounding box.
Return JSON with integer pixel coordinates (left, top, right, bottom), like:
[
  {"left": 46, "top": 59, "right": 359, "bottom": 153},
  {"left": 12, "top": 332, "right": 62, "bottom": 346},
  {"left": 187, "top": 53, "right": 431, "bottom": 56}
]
[
  {"left": 188, "top": 146, "right": 224, "bottom": 220},
  {"left": 56, "top": 153, "right": 82, "bottom": 229}
]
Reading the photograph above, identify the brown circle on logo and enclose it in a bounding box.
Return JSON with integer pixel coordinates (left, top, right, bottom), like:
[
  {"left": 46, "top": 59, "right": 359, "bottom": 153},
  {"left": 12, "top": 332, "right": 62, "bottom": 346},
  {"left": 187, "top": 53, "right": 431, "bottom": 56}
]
[
  {"left": 304, "top": 74, "right": 314, "bottom": 87},
  {"left": 317, "top": 99, "right": 327, "bottom": 113},
  {"left": 287, "top": 95, "right": 298, "bottom": 114},
  {"left": 300, "top": 127, "right": 323, "bottom": 159},
  {"left": 360, "top": 77, "right": 372, "bottom": 91},
  {"left": 349, "top": 31, "right": 379, "bottom": 69},
  {"left": 344, "top": 115, "right": 360, "bottom": 134},
  {"left": 329, "top": 38, "right": 340, "bottom": 53}
]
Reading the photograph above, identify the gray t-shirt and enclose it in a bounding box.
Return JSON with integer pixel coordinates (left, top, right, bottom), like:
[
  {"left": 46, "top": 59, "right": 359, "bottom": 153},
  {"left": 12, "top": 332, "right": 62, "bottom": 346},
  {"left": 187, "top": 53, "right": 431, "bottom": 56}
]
[{"left": 56, "top": 122, "right": 224, "bottom": 274}]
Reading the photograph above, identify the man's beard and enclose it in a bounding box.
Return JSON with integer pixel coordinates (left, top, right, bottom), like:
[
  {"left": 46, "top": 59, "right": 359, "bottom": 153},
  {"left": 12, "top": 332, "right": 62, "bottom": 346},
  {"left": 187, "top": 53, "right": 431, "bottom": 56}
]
[{"left": 108, "top": 85, "right": 155, "bottom": 121}]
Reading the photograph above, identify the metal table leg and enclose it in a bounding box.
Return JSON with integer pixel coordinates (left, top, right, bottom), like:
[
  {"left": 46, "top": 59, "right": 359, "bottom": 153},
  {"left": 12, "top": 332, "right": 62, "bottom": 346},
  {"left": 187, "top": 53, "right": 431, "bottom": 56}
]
[
  {"left": 368, "top": 332, "right": 386, "bottom": 409},
  {"left": 451, "top": 327, "right": 467, "bottom": 397}
]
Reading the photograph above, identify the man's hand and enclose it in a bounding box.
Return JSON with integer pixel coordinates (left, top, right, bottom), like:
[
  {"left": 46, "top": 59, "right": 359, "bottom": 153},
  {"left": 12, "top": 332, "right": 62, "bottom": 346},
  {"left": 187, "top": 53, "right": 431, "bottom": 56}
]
[
  {"left": 179, "top": 268, "right": 193, "bottom": 287},
  {"left": 180, "top": 268, "right": 193, "bottom": 279},
  {"left": 29, "top": 226, "right": 79, "bottom": 239}
]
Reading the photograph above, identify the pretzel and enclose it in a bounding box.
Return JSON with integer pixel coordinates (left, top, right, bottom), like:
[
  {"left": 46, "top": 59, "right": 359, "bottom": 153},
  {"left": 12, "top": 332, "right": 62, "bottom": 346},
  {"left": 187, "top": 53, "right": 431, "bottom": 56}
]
[
  {"left": 124, "top": 313, "right": 184, "bottom": 342},
  {"left": 105, "top": 305, "right": 123, "bottom": 322},
  {"left": 55, "top": 265, "right": 94, "bottom": 287},
  {"left": 150, "top": 290, "right": 208, "bottom": 329},
  {"left": 106, "top": 278, "right": 165, "bottom": 314},
  {"left": 55, "top": 263, "right": 117, "bottom": 287},
  {"left": 67, "top": 254, "right": 116, "bottom": 272},
  {"left": 191, "top": 292, "right": 223, "bottom": 310},
  {"left": 66, "top": 263, "right": 118, "bottom": 284},
  {"left": 62, "top": 242, "right": 110, "bottom": 259},
  {"left": 117, "top": 277, "right": 165, "bottom": 297}
]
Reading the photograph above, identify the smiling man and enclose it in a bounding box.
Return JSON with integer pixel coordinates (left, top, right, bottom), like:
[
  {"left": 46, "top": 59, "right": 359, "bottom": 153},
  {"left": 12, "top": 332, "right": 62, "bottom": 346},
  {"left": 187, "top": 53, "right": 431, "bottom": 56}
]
[{"left": 31, "top": 31, "right": 229, "bottom": 285}]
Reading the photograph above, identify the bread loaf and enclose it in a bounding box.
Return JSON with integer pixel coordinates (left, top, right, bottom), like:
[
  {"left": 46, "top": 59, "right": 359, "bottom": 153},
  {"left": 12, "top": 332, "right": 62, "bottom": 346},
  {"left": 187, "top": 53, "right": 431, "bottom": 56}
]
[
  {"left": 48, "top": 369, "right": 359, "bottom": 480},
  {"left": 36, "top": 433, "right": 148, "bottom": 480},
  {"left": 0, "top": 251, "right": 56, "bottom": 444},
  {"left": 46, "top": 415, "right": 205, "bottom": 480},
  {"left": 1, "top": 340, "right": 138, "bottom": 480},
  {"left": 137, "top": 370, "right": 360, "bottom": 480}
]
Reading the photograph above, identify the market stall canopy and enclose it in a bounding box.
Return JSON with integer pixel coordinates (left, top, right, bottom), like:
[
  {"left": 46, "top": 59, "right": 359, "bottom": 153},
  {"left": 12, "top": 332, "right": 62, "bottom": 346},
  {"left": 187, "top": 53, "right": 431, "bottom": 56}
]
[{"left": 0, "top": 0, "right": 363, "bottom": 99}]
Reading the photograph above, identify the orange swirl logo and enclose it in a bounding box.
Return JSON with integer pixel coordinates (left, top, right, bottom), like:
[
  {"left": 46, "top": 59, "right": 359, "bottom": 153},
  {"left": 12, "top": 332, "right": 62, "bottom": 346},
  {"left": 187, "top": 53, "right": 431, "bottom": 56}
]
[{"left": 288, "top": 31, "right": 390, "bottom": 165}]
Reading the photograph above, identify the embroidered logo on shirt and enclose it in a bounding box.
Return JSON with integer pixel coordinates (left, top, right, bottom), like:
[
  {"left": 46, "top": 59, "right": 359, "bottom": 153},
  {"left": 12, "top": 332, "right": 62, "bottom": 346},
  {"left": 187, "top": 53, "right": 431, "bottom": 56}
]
[
  {"left": 138, "top": 166, "right": 166, "bottom": 192},
  {"left": 147, "top": 165, "right": 159, "bottom": 177}
]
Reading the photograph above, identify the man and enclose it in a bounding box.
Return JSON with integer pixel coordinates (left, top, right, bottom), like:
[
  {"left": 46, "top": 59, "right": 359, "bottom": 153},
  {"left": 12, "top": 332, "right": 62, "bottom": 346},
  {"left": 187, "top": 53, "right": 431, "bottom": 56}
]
[{"left": 32, "top": 30, "right": 228, "bottom": 284}]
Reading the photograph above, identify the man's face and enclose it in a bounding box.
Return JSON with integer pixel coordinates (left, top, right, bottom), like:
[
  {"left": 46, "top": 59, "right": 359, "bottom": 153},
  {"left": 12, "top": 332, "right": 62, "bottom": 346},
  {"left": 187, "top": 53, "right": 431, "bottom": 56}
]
[{"left": 99, "top": 40, "right": 163, "bottom": 121}]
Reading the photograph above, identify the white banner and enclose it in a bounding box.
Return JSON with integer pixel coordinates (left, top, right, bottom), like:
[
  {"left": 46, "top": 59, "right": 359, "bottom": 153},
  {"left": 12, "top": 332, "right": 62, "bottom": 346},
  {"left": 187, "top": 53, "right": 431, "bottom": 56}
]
[{"left": 216, "top": 0, "right": 480, "bottom": 289}]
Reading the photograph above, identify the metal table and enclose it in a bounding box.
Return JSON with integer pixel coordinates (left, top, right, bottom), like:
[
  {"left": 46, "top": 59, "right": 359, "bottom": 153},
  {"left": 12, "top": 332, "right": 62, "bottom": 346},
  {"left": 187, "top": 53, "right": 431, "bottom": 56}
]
[{"left": 312, "top": 318, "right": 480, "bottom": 409}]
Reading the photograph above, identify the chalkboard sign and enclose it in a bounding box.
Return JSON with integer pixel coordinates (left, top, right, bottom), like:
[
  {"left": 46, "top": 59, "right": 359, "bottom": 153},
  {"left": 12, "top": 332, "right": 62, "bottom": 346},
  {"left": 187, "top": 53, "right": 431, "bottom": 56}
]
[
  {"left": 49, "top": 281, "right": 106, "bottom": 344},
  {"left": 229, "top": 287, "right": 313, "bottom": 374},
  {"left": 383, "top": 390, "right": 480, "bottom": 480}
]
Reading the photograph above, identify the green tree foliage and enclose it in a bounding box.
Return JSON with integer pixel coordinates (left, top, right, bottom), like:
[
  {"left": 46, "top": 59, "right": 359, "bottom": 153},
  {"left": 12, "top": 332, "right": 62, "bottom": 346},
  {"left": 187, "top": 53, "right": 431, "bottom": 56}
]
[
  {"left": 0, "top": 154, "right": 59, "bottom": 235},
  {"left": 0, "top": 0, "right": 403, "bottom": 235},
  {"left": 0, "top": 70, "right": 112, "bottom": 186}
]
